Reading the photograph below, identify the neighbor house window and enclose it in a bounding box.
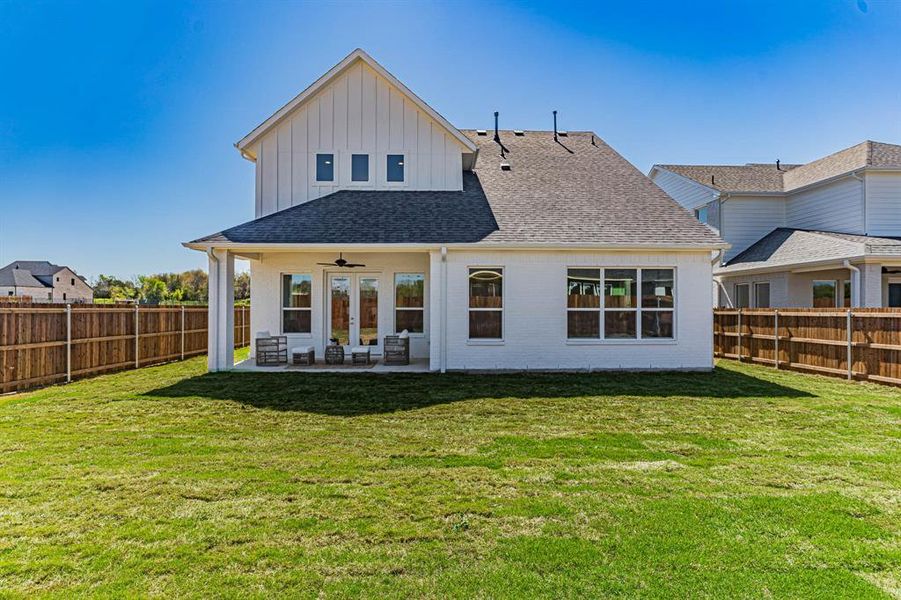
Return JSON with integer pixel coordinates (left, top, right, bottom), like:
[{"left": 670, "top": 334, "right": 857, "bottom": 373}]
[
  {"left": 695, "top": 206, "right": 709, "bottom": 225},
  {"left": 842, "top": 280, "right": 852, "bottom": 307},
  {"left": 351, "top": 154, "right": 369, "bottom": 182},
  {"left": 469, "top": 268, "right": 502, "bottom": 339},
  {"left": 282, "top": 274, "right": 312, "bottom": 333},
  {"left": 316, "top": 153, "right": 334, "bottom": 182},
  {"left": 812, "top": 280, "right": 837, "bottom": 308},
  {"left": 395, "top": 273, "right": 424, "bottom": 333},
  {"left": 734, "top": 284, "right": 750, "bottom": 308},
  {"left": 566, "top": 268, "right": 674, "bottom": 340},
  {"left": 754, "top": 282, "right": 771, "bottom": 308},
  {"left": 387, "top": 154, "right": 404, "bottom": 182}
]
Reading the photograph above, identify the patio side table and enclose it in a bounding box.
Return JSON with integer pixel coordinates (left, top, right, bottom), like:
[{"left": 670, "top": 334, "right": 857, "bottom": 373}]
[{"left": 325, "top": 345, "right": 345, "bottom": 365}]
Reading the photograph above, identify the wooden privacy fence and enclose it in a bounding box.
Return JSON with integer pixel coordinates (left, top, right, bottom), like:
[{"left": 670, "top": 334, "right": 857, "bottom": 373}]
[
  {"left": 714, "top": 308, "right": 901, "bottom": 386},
  {"left": 0, "top": 305, "right": 250, "bottom": 394}
]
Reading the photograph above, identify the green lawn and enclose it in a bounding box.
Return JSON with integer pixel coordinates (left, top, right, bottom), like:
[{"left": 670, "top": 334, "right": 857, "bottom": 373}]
[{"left": 1, "top": 352, "right": 900, "bottom": 598}]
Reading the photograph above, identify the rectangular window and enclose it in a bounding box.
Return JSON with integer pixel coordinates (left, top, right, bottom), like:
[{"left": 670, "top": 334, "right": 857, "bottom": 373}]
[
  {"left": 842, "top": 280, "right": 852, "bottom": 307},
  {"left": 566, "top": 268, "right": 674, "bottom": 340},
  {"left": 395, "top": 273, "right": 424, "bottom": 334},
  {"left": 812, "top": 280, "right": 837, "bottom": 308},
  {"left": 695, "top": 206, "right": 709, "bottom": 225},
  {"left": 734, "top": 283, "right": 750, "bottom": 308},
  {"left": 351, "top": 154, "right": 369, "bottom": 182},
  {"left": 282, "top": 274, "right": 312, "bottom": 333},
  {"left": 71, "top": 278, "right": 75, "bottom": 286},
  {"left": 754, "top": 282, "right": 771, "bottom": 308},
  {"left": 567, "top": 268, "right": 600, "bottom": 338},
  {"left": 469, "top": 267, "right": 502, "bottom": 339},
  {"left": 387, "top": 154, "right": 404, "bottom": 182},
  {"left": 316, "top": 153, "right": 334, "bottom": 182},
  {"left": 640, "top": 269, "right": 674, "bottom": 338}
]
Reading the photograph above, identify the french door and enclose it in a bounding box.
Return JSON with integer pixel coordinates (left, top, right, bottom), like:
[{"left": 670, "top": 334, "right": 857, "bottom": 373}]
[{"left": 327, "top": 273, "right": 380, "bottom": 352}]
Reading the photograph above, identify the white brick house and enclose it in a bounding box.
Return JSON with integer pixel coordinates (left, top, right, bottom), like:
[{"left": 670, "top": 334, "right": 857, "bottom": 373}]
[
  {"left": 185, "top": 49, "right": 727, "bottom": 372},
  {"left": 0, "top": 261, "right": 93, "bottom": 303}
]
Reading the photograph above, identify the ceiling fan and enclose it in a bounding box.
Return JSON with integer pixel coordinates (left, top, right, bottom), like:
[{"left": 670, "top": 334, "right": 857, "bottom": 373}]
[{"left": 317, "top": 253, "right": 366, "bottom": 268}]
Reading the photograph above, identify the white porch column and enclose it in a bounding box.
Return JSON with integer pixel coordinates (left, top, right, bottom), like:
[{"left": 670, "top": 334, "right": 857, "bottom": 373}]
[
  {"left": 207, "top": 248, "right": 235, "bottom": 371},
  {"left": 859, "top": 264, "right": 883, "bottom": 308},
  {"left": 428, "top": 248, "right": 446, "bottom": 372}
]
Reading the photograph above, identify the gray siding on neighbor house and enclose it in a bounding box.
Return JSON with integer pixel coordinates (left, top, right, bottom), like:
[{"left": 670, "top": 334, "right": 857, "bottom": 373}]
[
  {"left": 720, "top": 197, "right": 785, "bottom": 261},
  {"left": 651, "top": 168, "right": 718, "bottom": 210},
  {"left": 786, "top": 177, "right": 864, "bottom": 234},
  {"left": 865, "top": 172, "right": 901, "bottom": 236}
]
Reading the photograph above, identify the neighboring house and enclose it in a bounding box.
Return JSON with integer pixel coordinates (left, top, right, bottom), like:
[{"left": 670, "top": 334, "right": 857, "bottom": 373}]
[
  {"left": 0, "top": 260, "right": 94, "bottom": 303},
  {"left": 185, "top": 49, "right": 727, "bottom": 372},
  {"left": 650, "top": 141, "right": 901, "bottom": 308}
]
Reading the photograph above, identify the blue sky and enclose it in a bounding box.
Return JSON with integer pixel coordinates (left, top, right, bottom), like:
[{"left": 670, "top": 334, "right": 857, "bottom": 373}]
[{"left": 1, "top": 0, "right": 899, "bottom": 280}]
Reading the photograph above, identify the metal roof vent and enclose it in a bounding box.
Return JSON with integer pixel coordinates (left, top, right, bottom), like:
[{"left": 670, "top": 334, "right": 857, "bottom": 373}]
[
  {"left": 557, "top": 130, "right": 568, "bottom": 137},
  {"left": 513, "top": 130, "right": 524, "bottom": 136},
  {"left": 500, "top": 162, "right": 511, "bottom": 171},
  {"left": 476, "top": 129, "right": 487, "bottom": 136}
]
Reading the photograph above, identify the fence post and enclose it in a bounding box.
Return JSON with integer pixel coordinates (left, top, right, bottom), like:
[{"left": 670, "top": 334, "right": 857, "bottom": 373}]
[
  {"left": 847, "top": 309, "right": 853, "bottom": 380},
  {"left": 773, "top": 309, "right": 779, "bottom": 370},
  {"left": 134, "top": 304, "right": 140, "bottom": 369},
  {"left": 66, "top": 303, "right": 72, "bottom": 383},
  {"left": 242, "top": 306, "right": 246, "bottom": 347},
  {"left": 181, "top": 305, "right": 186, "bottom": 360},
  {"left": 737, "top": 309, "right": 742, "bottom": 362}
]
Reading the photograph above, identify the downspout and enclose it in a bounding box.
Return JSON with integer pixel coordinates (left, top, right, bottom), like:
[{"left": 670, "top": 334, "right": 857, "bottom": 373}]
[
  {"left": 843, "top": 259, "right": 860, "bottom": 307},
  {"left": 441, "top": 246, "right": 448, "bottom": 373},
  {"left": 207, "top": 248, "right": 220, "bottom": 371},
  {"left": 711, "top": 249, "right": 733, "bottom": 308}
]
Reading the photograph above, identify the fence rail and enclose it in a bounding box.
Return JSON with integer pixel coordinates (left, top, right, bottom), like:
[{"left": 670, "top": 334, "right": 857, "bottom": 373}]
[
  {"left": 714, "top": 308, "right": 901, "bottom": 386},
  {"left": 0, "top": 305, "right": 250, "bottom": 394}
]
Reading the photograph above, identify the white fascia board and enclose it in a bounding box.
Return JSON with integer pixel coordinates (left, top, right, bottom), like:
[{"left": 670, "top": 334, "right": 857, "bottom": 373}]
[
  {"left": 235, "top": 49, "right": 477, "bottom": 157},
  {"left": 715, "top": 255, "right": 868, "bottom": 277},
  {"left": 183, "top": 241, "right": 730, "bottom": 253}
]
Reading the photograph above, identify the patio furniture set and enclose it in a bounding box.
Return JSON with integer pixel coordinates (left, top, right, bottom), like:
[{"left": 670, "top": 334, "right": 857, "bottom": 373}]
[{"left": 254, "top": 330, "right": 410, "bottom": 367}]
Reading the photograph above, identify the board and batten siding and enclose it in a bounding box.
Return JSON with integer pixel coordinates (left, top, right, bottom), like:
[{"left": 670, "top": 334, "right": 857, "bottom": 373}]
[
  {"left": 720, "top": 197, "right": 786, "bottom": 260},
  {"left": 785, "top": 177, "right": 864, "bottom": 234},
  {"left": 430, "top": 250, "right": 714, "bottom": 371},
  {"left": 252, "top": 60, "right": 466, "bottom": 218},
  {"left": 865, "top": 172, "right": 901, "bottom": 236}
]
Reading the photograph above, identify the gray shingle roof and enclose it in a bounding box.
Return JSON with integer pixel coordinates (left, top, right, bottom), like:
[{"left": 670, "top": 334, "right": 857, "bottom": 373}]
[
  {"left": 192, "top": 130, "right": 725, "bottom": 248},
  {"left": 657, "top": 140, "right": 901, "bottom": 194},
  {"left": 0, "top": 268, "right": 47, "bottom": 288},
  {"left": 716, "top": 228, "right": 901, "bottom": 274},
  {"left": 656, "top": 164, "right": 800, "bottom": 193}
]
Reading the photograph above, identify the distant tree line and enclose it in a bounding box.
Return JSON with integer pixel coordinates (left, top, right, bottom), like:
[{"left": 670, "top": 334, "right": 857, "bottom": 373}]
[{"left": 92, "top": 270, "right": 250, "bottom": 305}]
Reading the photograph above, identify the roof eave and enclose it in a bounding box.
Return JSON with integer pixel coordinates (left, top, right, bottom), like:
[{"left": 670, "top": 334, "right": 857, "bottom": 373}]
[{"left": 184, "top": 240, "right": 729, "bottom": 253}]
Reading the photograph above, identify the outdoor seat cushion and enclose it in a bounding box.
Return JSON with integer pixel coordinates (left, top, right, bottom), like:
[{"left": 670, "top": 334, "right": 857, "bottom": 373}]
[
  {"left": 398, "top": 329, "right": 409, "bottom": 339},
  {"left": 292, "top": 346, "right": 314, "bottom": 354},
  {"left": 255, "top": 330, "right": 271, "bottom": 339},
  {"left": 351, "top": 347, "right": 370, "bottom": 354}
]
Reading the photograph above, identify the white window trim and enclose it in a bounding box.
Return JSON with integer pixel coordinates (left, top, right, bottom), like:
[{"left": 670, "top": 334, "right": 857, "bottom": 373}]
[
  {"left": 346, "top": 152, "right": 373, "bottom": 186},
  {"left": 384, "top": 151, "right": 407, "bottom": 187},
  {"left": 312, "top": 151, "right": 338, "bottom": 186},
  {"left": 467, "top": 266, "right": 504, "bottom": 344},
  {"left": 393, "top": 272, "right": 426, "bottom": 337},
  {"left": 565, "top": 266, "right": 677, "bottom": 343},
  {"left": 812, "top": 279, "right": 839, "bottom": 308},
  {"left": 280, "top": 273, "right": 313, "bottom": 337}
]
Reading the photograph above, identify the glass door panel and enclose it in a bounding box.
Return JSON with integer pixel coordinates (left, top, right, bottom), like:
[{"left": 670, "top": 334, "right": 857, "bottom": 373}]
[
  {"left": 358, "top": 277, "right": 379, "bottom": 348},
  {"left": 329, "top": 275, "right": 351, "bottom": 346}
]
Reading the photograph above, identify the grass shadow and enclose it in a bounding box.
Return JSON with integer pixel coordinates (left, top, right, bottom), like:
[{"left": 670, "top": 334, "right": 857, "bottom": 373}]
[{"left": 144, "top": 366, "right": 814, "bottom": 417}]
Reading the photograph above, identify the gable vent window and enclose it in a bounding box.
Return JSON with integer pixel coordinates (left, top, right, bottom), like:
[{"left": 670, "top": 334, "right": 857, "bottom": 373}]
[
  {"left": 351, "top": 154, "right": 369, "bottom": 182},
  {"left": 387, "top": 154, "right": 405, "bottom": 182},
  {"left": 71, "top": 278, "right": 75, "bottom": 286},
  {"left": 316, "top": 153, "right": 334, "bottom": 182}
]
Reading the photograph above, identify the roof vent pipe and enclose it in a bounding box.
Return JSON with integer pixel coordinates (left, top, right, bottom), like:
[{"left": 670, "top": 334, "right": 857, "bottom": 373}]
[
  {"left": 711, "top": 174, "right": 716, "bottom": 186},
  {"left": 493, "top": 111, "right": 499, "bottom": 143},
  {"left": 776, "top": 159, "right": 781, "bottom": 171},
  {"left": 553, "top": 110, "right": 558, "bottom": 141}
]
